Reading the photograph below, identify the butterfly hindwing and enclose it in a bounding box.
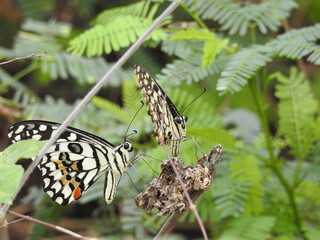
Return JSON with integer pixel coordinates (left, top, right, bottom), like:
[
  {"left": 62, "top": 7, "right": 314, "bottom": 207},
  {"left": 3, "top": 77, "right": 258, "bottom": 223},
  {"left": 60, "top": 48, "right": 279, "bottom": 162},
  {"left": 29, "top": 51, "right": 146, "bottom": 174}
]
[
  {"left": 134, "top": 65, "right": 187, "bottom": 156},
  {"left": 8, "top": 120, "right": 131, "bottom": 205}
]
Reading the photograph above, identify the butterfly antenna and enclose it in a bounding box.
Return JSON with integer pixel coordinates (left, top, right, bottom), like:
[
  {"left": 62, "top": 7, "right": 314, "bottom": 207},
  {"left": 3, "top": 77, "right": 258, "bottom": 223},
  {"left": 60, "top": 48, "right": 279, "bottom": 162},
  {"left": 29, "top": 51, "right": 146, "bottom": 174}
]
[
  {"left": 124, "top": 101, "right": 144, "bottom": 140},
  {"left": 181, "top": 88, "right": 206, "bottom": 114}
]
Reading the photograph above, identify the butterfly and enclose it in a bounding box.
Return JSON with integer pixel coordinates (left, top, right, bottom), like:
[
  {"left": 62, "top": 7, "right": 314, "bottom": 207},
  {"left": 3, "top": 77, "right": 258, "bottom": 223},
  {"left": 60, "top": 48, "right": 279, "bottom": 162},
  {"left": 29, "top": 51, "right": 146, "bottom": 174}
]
[
  {"left": 134, "top": 64, "right": 187, "bottom": 157},
  {"left": 8, "top": 120, "right": 133, "bottom": 205}
]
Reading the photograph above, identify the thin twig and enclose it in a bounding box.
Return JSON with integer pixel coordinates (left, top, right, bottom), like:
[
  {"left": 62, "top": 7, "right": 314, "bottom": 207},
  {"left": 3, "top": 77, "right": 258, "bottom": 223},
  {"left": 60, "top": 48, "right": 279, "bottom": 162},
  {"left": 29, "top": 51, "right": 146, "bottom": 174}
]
[
  {"left": 7, "top": 210, "right": 89, "bottom": 239},
  {"left": 0, "top": 0, "right": 181, "bottom": 218},
  {"left": 0, "top": 218, "right": 24, "bottom": 228},
  {"left": 154, "top": 146, "right": 222, "bottom": 238},
  {"left": 0, "top": 53, "right": 46, "bottom": 65}
]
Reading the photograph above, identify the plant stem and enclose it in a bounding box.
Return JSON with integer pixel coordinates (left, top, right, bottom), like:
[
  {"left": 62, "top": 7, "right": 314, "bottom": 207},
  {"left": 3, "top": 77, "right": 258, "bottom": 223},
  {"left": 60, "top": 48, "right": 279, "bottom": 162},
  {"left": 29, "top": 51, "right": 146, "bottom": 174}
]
[{"left": 249, "top": 81, "right": 306, "bottom": 239}]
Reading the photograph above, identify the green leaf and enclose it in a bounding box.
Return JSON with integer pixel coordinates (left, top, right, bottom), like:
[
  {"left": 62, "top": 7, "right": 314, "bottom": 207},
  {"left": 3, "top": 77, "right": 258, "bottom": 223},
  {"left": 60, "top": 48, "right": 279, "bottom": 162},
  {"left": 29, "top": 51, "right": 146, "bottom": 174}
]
[
  {"left": 184, "top": 0, "right": 297, "bottom": 35},
  {"left": 170, "top": 29, "right": 229, "bottom": 68},
  {"left": 170, "top": 29, "right": 214, "bottom": 41},
  {"left": 219, "top": 216, "right": 276, "bottom": 240},
  {"left": 0, "top": 163, "right": 24, "bottom": 204},
  {"left": 91, "top": 96, "right": 127, "bottom": 120},
  {"left": 269, "top": 24, "right": 320, "bottom": 64},
  {"left": 0, "top": 140, "right": 46, "bottom": 164},
  {"left": 217, "top": 45, "right": 273, "bottom": 94},
  {"left": 92, "top": 1, "right": 155, "bottom": 25},
  {"left": 229, "top": 154, "right": 264, "bottom": 215},
  {"left": 22, "top": 18, "right": 71, "bottom": 37},
  {"left": 305, "top": 228, "right": 320, "bottom": 240},
  {"left": 202, "top": 38, "right": 228, "bottom": 67},
  {"left": 67, "top": 16, "right": 168, "bottom": 57},
  {"left": 275, "top": 67, "right": 318, "bottom": 159}
]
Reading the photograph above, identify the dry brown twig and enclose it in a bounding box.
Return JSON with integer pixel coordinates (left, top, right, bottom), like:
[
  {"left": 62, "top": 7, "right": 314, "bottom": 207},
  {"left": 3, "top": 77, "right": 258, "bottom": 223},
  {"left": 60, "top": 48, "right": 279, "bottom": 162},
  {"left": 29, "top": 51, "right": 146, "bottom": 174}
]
[
  {"left": 135, "top": 144, "right": 222, "bottom": 238},
  {"left": 5, "top": 210, "right": 90, "bottom": 239},
  {"left": 0, "top": 53, "right": 46, "bottom": 65}
]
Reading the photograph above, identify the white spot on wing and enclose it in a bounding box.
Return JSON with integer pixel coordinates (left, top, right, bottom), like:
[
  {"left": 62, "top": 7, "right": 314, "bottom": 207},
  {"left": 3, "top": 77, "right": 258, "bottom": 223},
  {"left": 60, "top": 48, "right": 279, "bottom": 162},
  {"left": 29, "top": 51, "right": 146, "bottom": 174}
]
[
  {"left": 14, "top": 125, "right": 25, "bottom": 134},
  {"left": 39, "top": 125, "right": 47, "bottom": 131},
  {"left": 43, "top": 178, "right": 50, "bottom": 188},
  {"left": 46, "top": 190, "right": 54, "bottom": 197},
  {"left": 67, "top": 133, "right": 77, "bottom": 141},
  {"left": 61, "top": 185, "right": 72, "bottom": 198},
  {"left": 32, "top": 134, "right": 42, "bottom": 140},
  {"left": 14, "top": 135, "right": 21, "bottom": 141},
  {"left": 55, "top": 197, "right": 63, "bottom": 205}
]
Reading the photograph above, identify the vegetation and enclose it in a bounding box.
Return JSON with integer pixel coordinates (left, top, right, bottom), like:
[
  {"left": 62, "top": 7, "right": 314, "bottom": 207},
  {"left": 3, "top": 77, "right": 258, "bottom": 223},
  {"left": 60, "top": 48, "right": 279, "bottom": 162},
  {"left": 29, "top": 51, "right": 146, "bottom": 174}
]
[{"left": 0, "top": 0, "right": 319, "bottom": 239}]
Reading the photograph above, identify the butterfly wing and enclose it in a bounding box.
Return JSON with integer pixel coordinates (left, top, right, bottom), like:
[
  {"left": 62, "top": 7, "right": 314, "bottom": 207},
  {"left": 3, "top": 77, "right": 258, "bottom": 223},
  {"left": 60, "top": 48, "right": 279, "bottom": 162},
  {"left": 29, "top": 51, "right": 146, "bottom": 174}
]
[
  {"left": 104, "top": 170, "right": 122, "bottom": 204},
  {"left": 8, "top": 120, "right": 119, "bottom": 205},
  {"left": 134, "top": 65, "right": 186, "bottom": 156}
]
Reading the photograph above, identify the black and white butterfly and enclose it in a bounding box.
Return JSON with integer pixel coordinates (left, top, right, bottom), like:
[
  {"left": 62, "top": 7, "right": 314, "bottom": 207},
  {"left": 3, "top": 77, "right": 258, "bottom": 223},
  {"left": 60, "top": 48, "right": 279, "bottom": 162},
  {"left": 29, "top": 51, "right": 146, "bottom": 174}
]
[
  {"left": 134, "top": 65, "right": 187, "bottom": 157},
  {"left": 8, "top": 120, "right": 133, "bottom": 205}
]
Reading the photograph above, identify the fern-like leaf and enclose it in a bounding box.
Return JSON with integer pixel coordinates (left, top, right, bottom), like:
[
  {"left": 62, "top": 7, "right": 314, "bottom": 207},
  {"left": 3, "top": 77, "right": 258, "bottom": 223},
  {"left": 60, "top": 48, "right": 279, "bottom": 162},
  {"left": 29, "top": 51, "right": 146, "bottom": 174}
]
[
  {"left": 217, "top": 45, "right": 273, "bottom": 93},
  {"left": 161, "top": 39, "right": 197, "bottom": 58},
  {"left": 274, "top": 67, "right": 318, "bottom": 159},
  {"left": 219, "top": 216, "right": 276, "bottom": 240},
  {"left": 157, "top": 53, "right": 229, "bottom": 86},
  {"left": 269, "top": 24, "right": 320, "bottom": 64},
  {"left": 185, "top": 0, "right": 297, "bottom": 36},
  {"left": 214, "top": 177, "right": 250, "bottom": 217},
  {"left": 122, "top": 80, "right": 142, "bottom": 111},
  {"left": 214, "top": 154, "right": 263, "bottom": 217},
  {"left": 170, "top": 29, "right": 229, "bottom": 67},
  {"left": 91, "top": 96, "right": 127, "bottom": 121},
  {"left": 92, "top": 1, "right": 154, "bottom": 25},
  {"left": 229, "top": 154, "right": 264, "bottom": 215},
  {"left": 68, "top": 16, "right": 168, "bottom": 57},
  {"left": 217, "top": 24, "right": 320, "bottom": 94}
]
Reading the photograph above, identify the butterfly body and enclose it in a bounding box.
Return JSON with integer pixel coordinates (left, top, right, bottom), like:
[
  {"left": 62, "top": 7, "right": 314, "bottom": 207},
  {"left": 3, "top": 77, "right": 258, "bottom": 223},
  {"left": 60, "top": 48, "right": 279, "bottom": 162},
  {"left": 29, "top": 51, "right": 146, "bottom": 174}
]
[
  {"left": 134, "top": 65, "right": 187, "bottom": 156},
  {"left": 8, "top": 120, "right": 132, "bottom": 205}
]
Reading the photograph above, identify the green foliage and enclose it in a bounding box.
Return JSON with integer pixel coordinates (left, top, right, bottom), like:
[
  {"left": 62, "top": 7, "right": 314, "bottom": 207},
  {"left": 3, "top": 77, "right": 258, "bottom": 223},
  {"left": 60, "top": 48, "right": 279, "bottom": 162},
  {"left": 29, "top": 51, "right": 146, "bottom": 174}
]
[
  {"left": 0, "top": 140, "right": 46, "bottom": 164},
  {"left": 216, "top": 24, "right": 320, "bottom": 94},
  {"left": 275, "top": 67, "right": 318, "bottom": 159},
  {"left": 213, "top": 154, "right": 263, "bottom": 217},
  {"left": 184, "top": 0, "right": 297, "bottom": 35},
  {"left": 170, "top": 29, "right": 229, "bottom": 67},
  {"left": 0, "top": 19, "right": 130, "bottom": 87},
  {"left": 219, "top": 216, "right": 276, "bottom": 240},
  {"left": 217, "top": 45, "right": 273, "bottom": 93},
  {"left": 0, "top": 140, "right": 46, "bottom": 204},
  {"left": 0, "top": 163, "right": 23, "bottom": 204},
  {"left": 269, "top": 24, "right": 320, "bottom": 64},
  {"left": 67, "top": 1, "right": 169, "bottom": 56},
  {"left": 17, "top": 0, "right": 55, "bottom": 20}
]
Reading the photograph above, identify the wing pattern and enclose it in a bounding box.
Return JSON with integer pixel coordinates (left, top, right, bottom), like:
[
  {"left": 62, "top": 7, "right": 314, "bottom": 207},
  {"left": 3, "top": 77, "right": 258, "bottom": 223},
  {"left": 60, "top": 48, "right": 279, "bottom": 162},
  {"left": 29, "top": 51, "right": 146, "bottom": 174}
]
[
  {"left": 8, "top": 120, "right": 132, "bottom": 205},
  {"left": 134, "top": 65, "right": 187, "bottom": 156}
]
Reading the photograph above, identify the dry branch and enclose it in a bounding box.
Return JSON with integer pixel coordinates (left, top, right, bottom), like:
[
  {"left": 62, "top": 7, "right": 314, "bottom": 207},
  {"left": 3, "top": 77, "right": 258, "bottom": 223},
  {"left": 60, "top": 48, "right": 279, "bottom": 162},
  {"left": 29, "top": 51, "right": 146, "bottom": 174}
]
[{"left": 135, "top": 144, "right": 222, "bottom": 237}]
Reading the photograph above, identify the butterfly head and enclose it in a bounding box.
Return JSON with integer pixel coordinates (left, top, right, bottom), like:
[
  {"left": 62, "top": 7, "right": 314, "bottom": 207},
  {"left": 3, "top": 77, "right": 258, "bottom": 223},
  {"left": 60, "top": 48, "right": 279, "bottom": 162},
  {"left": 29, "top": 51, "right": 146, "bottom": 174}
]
[
  {"left": 174, "top": 115, "right": 188, "bottom": 128},
  {"left": 123, "top": 139, "right": 133, "bottom": 152}
]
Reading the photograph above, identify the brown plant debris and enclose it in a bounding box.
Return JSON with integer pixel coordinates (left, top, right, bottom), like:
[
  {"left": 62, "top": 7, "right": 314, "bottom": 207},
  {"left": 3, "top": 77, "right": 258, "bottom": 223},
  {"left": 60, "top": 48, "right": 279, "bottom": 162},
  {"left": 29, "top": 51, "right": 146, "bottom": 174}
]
[{"left": 135, "top": 145, "right": 222, "bottom": 216}]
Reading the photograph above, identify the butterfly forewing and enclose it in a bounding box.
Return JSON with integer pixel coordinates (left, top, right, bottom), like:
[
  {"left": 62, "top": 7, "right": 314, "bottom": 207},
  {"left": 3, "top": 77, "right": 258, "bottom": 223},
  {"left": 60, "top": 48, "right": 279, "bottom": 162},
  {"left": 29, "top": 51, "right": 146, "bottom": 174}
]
[
  {"left": 8, "top": 120, "right": 131, "bottom": 205},
  {"left": 134, "top": 65, "right": 187, "bottom": 156}
]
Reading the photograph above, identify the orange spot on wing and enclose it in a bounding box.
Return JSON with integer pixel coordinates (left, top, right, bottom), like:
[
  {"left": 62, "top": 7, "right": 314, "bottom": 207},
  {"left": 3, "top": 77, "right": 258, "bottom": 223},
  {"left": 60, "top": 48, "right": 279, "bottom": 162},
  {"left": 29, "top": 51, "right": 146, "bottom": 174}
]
[
  {"left": 73, "top": 187, "right": 82, "bottom": 200},
  {"left": 60, "top": 176, "right": 68, "bottom": 185},
  {"left": 71, "top": 162, "right": 78, "bottom": 170}
]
